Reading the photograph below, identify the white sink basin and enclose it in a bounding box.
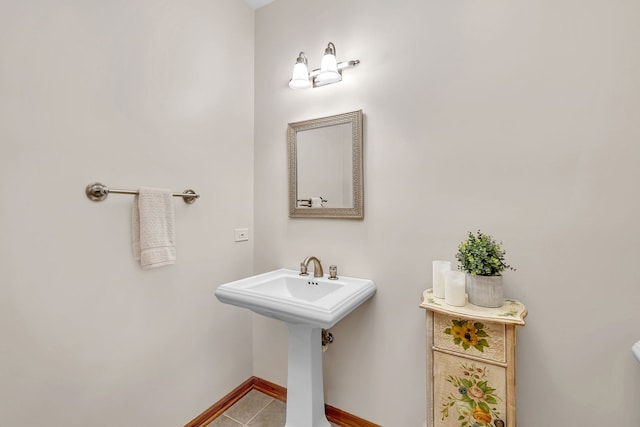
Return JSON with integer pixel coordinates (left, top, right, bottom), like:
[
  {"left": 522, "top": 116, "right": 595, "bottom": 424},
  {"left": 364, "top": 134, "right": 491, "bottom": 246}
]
[{"left": 215, "top": 268, "right": 376, "bottom": 328}]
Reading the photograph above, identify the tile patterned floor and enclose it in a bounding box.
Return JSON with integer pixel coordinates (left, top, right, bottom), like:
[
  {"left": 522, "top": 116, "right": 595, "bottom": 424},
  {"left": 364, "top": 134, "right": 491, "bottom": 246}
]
[{"left": 205, "top": 390, "right": 340, "bottom": 427}]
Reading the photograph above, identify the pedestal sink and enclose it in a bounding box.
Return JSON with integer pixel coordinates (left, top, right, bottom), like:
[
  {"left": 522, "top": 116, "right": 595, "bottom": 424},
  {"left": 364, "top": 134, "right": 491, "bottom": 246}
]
[{"left": 215, "top": 268, "right": 376, "bottom": 427}]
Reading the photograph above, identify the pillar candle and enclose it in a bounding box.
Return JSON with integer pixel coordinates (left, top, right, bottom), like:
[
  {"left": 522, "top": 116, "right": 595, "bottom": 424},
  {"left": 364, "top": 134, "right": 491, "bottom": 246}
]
[
  {"left": 432, "top": 260, "right": 451, "bottom": 298},
  {"left": 445, "top": 270, "right": 466, "bottom": 307}
]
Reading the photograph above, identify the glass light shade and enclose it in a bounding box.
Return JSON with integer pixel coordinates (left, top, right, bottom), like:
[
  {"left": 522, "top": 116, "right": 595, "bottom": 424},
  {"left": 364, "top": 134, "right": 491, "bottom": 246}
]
[
  {"left": 289, "top": 62, "right": 311, "bottom": 89},
  {"left": 316, "top": 53, "right": 342, "bottom": 84}
]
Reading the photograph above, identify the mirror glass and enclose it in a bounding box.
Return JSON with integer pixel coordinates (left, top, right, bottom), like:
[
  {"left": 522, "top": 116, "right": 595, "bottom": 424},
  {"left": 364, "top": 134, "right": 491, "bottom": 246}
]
[{"left": 288, "top": 110, "right": 363, "bottom": 219}]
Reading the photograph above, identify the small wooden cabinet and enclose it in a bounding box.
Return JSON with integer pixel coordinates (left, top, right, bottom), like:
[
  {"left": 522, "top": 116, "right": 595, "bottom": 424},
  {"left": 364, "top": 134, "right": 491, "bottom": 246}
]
[{"left": 420, "top": 289, "right": 527, "bottom": 427}]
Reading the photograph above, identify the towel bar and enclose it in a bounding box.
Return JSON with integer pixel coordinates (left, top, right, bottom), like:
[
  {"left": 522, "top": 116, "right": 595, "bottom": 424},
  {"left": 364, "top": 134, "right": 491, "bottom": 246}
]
[{"left": 86, "top": 182, "right": 199, "bottom": 204}]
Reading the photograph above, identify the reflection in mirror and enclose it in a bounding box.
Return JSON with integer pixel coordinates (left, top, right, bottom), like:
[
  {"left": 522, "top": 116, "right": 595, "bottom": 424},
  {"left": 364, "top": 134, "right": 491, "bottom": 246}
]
[
  {"left": 297, "top": 123, "right": 353, "bottom": 208},
  {"left": 288, "top": 110, "right": 363, "bottom": 219}
]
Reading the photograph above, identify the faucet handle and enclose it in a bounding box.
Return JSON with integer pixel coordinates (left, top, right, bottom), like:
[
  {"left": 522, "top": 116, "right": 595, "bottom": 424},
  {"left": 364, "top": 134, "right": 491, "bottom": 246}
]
[
  {"left": 299, "top": 262, "right": 309, "bottom": 276},
  {"left": 328, "top": 265, "right": 338, "bottom": 280}
]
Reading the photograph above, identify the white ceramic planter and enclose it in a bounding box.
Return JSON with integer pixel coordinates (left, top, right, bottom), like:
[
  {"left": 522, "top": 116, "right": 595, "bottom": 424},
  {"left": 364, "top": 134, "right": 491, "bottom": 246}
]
[{"left": 466, "top": 274, "right": 504, "bottom": 308}]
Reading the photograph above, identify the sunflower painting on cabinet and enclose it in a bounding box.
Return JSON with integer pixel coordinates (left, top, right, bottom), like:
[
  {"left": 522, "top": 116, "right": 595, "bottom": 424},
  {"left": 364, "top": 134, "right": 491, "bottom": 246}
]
[
  {"left": 444, "top": 319, "right": 490, "bottom": 352},
  {"left": 434, "top": 315, "right": 507, "bottom": 364}
]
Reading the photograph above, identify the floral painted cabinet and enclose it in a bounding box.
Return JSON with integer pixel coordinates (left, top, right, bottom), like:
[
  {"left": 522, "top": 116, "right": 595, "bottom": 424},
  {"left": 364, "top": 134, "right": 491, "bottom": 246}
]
[{"left": 420, "top": 289, "right": 527, "bottom": 427}]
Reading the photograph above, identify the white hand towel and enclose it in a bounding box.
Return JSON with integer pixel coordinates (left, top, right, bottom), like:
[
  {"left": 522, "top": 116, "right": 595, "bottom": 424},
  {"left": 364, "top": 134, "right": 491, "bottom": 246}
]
[{"left": 132, "top": 187, "right": 175, "bottom": 269}]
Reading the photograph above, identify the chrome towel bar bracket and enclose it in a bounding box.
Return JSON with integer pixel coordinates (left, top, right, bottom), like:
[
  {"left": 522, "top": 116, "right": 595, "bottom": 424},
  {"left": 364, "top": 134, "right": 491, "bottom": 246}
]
[{"left": 85, "top": 182, "right": 199, "bottom": 204}]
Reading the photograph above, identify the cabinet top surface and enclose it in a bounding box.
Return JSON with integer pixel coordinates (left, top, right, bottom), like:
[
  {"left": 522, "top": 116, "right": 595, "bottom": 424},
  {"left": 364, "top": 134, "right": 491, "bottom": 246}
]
[{"left": 419, "top": 289, "right": 527, "bottom": 325}]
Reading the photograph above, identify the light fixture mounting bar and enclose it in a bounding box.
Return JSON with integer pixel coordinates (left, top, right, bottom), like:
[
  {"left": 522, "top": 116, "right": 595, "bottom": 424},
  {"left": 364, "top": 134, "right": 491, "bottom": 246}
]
[{"left": 308, "top": 59, "right": 360, "bottom": 77}]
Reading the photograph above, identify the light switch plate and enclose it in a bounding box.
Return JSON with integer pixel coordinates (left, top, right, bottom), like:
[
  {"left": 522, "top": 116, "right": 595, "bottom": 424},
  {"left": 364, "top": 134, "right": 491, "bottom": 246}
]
[{"left": 234, "top": 228, "right": 249, "bottom": 242}]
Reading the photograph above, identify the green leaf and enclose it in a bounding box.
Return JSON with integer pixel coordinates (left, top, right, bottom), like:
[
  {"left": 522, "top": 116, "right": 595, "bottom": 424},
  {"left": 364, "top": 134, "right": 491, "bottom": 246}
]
[
  {"left": 478, "top": 401, "right": 491, "bottom": 413},
  {"left": 476, "top": 330, "right": 488, "bottom": 337},
  {"left": 474, "top": 322, "right": 484, "bottom": 329},
  {"left": 456, "top": 230, "right": 514, "bottom": 274},
  {"left": 485, "top": 396, "right": 497, "bottom": 404},
  {"left": 462, "top": 379, "right": 473, "bottom": 388},
  {"left": 474, "top": 344, "right": 485, "bottom": 352},
  {"left": 444, "top": 328, "right": 452, "bottom": 334}
]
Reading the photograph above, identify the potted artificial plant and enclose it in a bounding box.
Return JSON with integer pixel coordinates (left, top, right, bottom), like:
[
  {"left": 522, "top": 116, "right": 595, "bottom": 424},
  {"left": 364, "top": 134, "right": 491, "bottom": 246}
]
[{"left": 455, "top": 230, "right": 515, "bottom": 308}]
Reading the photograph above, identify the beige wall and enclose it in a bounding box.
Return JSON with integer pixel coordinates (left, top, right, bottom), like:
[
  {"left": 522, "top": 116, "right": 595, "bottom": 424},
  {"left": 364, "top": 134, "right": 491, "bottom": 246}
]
[
  {"left": 254, "top": 0, "right": 640, "bottom": 425},
  {"left": 0, "top": 1, "right": 255, "bottom": 426},
  {"left": 3, "top": 1, "right": 640, "bottom": 426}
]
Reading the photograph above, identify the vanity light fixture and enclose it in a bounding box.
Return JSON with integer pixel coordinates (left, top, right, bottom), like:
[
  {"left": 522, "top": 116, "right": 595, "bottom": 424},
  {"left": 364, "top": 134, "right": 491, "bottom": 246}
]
[{"left": 288, "top": 42, "right": 359, "bottom": 90}]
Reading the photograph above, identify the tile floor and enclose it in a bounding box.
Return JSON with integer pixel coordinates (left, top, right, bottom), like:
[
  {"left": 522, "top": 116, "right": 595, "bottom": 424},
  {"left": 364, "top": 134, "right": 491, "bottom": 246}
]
[{"left": 205, "top": 389, "right": 340, "bottom": 427}]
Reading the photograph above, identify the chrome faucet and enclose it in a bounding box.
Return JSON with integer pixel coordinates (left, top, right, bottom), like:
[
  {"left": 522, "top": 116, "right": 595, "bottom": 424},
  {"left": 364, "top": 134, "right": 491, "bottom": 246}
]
[{"left": 300, "top": 256, "right": 324, "bottom": 278}]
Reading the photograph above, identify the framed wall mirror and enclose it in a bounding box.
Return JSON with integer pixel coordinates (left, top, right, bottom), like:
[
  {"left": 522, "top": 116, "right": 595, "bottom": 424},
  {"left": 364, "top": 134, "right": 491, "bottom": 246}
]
[{"left": 288, "top": 110, "right": 363, "bottom": 219}]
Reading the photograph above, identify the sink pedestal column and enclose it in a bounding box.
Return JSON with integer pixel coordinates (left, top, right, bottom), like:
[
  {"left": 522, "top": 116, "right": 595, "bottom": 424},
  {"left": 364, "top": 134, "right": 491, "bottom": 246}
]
[{"left": 285, "top": 323, "right": 331, "bottom": 427}]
